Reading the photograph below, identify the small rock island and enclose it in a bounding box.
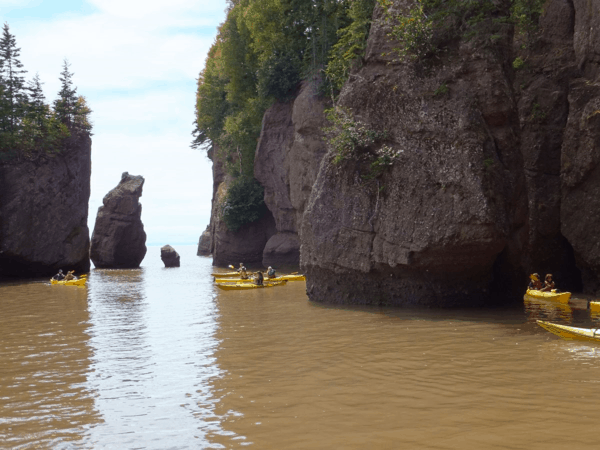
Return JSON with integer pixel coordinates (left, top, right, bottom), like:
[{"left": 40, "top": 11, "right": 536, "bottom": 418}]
[
  {"left": 160, "top": 245, "right": 180, "bottom": 267},
  {"left": 90, "top": 172, "right": 147, "bottom": 268}
]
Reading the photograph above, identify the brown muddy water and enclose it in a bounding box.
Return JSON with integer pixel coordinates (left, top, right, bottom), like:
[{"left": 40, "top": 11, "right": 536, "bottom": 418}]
[{"left": 2, "top": 246, "right": 600, "bottom": 449}]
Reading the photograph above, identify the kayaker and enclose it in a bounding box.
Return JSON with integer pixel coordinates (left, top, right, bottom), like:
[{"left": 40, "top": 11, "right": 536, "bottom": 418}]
[
  {"left": 541, "top": 274, "right": 556, "bottom": 292},
  {"left": 528, "top": 273, "right": 543, "bottom": 290},
  {"left": 238, "top": 263, "right": 249, "bottom": 280},
  {"left": 267, "top": 266, "right": 276, "bottom": 278},
  {"left": 255, "top": 271, "right": 264, "bottom": 286},
  {"left": 52, "top": 269, "right": 65, "bottom": 281},
  {"left": 64, "top": 270, "right": 77, "bottom": 281}
]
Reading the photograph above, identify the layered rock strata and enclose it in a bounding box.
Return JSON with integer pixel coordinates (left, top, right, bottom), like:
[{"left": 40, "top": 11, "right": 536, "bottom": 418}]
[
  {"left": 0, "top": 133, "right": 92, "bottom": 279},
  {"left": 160, "top": 245, "right": 180, "bottom": 267},
  {"left": 90, "top": 172, "right": 147, "bottom": 268}
]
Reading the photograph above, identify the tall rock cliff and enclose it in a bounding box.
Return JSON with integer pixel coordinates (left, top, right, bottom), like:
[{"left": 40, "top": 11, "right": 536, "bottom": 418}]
[
  {"left": 0, "top": 133, "right": 92, "bottom": 279},
  {"left": 302, "top": 0, "right": 527, "bottom": 306},
  {"left": 254, "top": 81, "right": 328, "bottom": 267},
  {"left": 204, "top": 0, "right": 600, "bottom": 303}
]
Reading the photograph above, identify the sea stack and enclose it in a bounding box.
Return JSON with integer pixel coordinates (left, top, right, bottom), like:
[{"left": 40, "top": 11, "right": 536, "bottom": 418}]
[
  {"left": 90, "top": 172, "right": 147, "bottom": 268},
  {"left": 160, "top": 245, "right": 180, "bottom": 267},
  {"left": 0, "top": 133, "right": 92, "bottom": 279}
]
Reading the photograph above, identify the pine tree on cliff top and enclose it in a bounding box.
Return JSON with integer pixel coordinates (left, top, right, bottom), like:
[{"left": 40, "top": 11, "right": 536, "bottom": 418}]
[
  {"left": 53, "top": 59, "right": 92, "bottom": 133},
  {"left": 53, "top": 59, "right": 78, "bottom": 127},
  {"left": 0, "top": 22, "right": 28, "bottom": 140}
]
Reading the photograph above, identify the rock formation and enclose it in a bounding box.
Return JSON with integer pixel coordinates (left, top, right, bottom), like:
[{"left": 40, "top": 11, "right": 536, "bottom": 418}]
[
  {"left": 254, "top": 81, "right": 328, "bottom": 267},
  {"left": 197, "top": 226, "right": 212, "bottom": 256},
  {"left": 160, "top": 245, "right": 180, "bottom": 267},
  {"left": 203, "top": 0, "right": 600, "bottom": 303},
  {"left": 90, "top": 172, "right": 147, "bottom": 268},
  {"left": 198, "top": 146, "right": 277, "bottom": 267},
  {"left": 0, "top": 133, "right": 92, "bottom": 279}
]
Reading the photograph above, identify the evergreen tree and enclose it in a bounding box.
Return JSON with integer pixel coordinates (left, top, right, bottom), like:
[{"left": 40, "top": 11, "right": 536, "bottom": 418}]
[
  {"left": 0, "top": 22, "right": 28, "bottom": 146},
  {"left": 53, "top": 59, "right": 78, "bottom": 127},
  {"left": 27, "top": 73, "right": 46, "bottom": 128}
]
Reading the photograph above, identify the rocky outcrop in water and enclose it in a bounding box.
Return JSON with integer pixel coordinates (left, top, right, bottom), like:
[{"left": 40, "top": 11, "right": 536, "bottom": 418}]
[
  {"left": 90, "top": 172, "right": 147, "bottom": 268},
  {"left": 197, "top": 226, "right": 212, "bottom": 256},
  {"left": 0, "top": 133, "right": 92, "bottom": 279},
  {"left": 160, "top": 245, "right": 180, "bottom": 267}
]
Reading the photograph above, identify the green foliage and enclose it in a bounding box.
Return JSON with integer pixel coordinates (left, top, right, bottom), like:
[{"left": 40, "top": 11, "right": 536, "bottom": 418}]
[
  {"left": 433, "top": 83, "right": 449, "bottom": 96},
  {"left": 362, "top": 144, "right": 403, "bottom": 180},
  {"left": 193, "top": 0, "right": 378, "bottom": 187},
  {"left": 379, "top": 0, "right": 543, "bottom": 62},
  {"left": 325, "top": 0, "right": 376, "bottom": 92},
  {"left": 0, "top": 24, "right": 92, "bottom": 160},
  {"left": 221, "top": 177, "right": 267, "bottom": 232},
  {"left": 324, "top": 106, "right": 387, "bottom": 164},
  {"left": 483, "top": 157, "right": 495, "bottom": 169},
  {"left": 511, "top": 0, "right": 545, "bottom": 36},
  {"left": 512, "top": 56, "right": 525, "bottom": 70},
  {"left": 530, "top": 102, "right": 547, "bottom": 121}
]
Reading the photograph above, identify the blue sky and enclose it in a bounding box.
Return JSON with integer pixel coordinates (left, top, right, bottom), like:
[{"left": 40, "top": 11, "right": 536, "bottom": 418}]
[{"left": 2, "top": 0, "right": 227, "bottom": 245}]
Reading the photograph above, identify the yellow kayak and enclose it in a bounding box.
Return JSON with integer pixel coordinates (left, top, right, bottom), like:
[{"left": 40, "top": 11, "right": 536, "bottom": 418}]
[
  {"left": 524, "top": 289, "right": 571, "bottom": 304},
  {"left": 216, "top": 280, "right": 288, "bottom": 291},
  {"left": 210, "top": 271, "right": 241, "bottom": 278},
  {"left": 214, "top": 274, "right": 306, "bottom": 283},
  {"left": 537, "top": 320, "right": 600, "bottom": 342},
  {"left": 50, "top": 278, "right": 87, "bottom": 286},
  {"left": 590, "top": 301, "right": 600, "bottom": 312}
]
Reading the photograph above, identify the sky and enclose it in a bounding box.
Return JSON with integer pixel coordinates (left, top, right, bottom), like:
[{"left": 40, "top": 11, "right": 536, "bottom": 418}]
[{"left": 1, "top": 0, "right": 227, "bottom": 245}]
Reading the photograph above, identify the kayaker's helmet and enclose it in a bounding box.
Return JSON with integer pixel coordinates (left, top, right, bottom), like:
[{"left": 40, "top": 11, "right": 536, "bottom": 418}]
[
  {"left": 530, "top": 273, "right": 539, "bottom": 281},
  {"left": 546, "top": 274, "right": 553, "bottom": 280},
  {"left": 58, "top": 269, "right": 63, "bottom": 274},
  {"left": 268, "top": 266, "right": 272, "bottom": 270}
]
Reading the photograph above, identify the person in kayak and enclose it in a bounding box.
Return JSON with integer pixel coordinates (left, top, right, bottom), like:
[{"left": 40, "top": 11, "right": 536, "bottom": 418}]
[
  {"left": 52, "top": 269, "right": 65, "bottom": 281},
  {"left": 238, "top": 263, "right": 249, "bottom": 280},
  {"left": 541, "top": 274, "right": 556, "bottom": 292},
  {"left": 255, "top": 271, "right": 264, "bottom": 286},
  {"left": 64, "top": 270, "right": 77, "bottom": 281},
  {"left": 267, "top": 266, "right": 276, "bottom": 278},
  {"left": 528, "top": 273, "right": 543, "bottom": 290}
]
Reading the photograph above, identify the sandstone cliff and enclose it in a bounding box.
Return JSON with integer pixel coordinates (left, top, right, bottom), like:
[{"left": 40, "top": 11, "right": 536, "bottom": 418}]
[
  {"left": 204, "top": 0, "right": 600, "bottom": 304},
  {"left": 0, "top": 133, "right": 92, "bottom": 279},
  {"left": 254, "top": 81, "right": 328, "bottom": 267}
]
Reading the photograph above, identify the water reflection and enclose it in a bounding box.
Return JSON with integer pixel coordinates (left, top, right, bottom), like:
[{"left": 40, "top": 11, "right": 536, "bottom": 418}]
[
  {"left": 83, "top": 250, "right": 226, "bottom": 448},
  {"left": 0, "top": 281, "right": 100, "bottom": 448},
  {"left": 524, "top": 296, "right": 573, "bottom": 323}
]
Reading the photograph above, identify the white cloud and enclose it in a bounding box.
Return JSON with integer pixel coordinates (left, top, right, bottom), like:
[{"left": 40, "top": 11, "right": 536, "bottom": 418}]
[{"left": 88, "top": 0, "right": 225, "bottom": 20}]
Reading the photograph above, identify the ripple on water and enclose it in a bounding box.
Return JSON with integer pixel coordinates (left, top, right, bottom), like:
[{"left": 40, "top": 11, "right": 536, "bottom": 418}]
[{"left": 3, "top": 249, "right": 600, "bottom": 449}]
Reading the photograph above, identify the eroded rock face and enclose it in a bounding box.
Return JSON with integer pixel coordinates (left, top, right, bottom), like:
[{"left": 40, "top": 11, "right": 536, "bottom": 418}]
[
  {"left": 561, "top": 0, "right": 600, "bottom": 293},
  {"left": 301, "top": 0, "right": 527, "bottom": 306},
  {"left": 254, "top": 81, "right": 328, "bottom": 267},
  {"left": 0, "top": 134, "right": 92, "bottom": 279},
  {"left": 197, "top": 226, "right": 212, "bottom": 256},
  {"left": 161, "top": 245, "right": 180, "bottom": 267},
  {"left": 90, "top": 172, "right": 147, "bottom": 268}
]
